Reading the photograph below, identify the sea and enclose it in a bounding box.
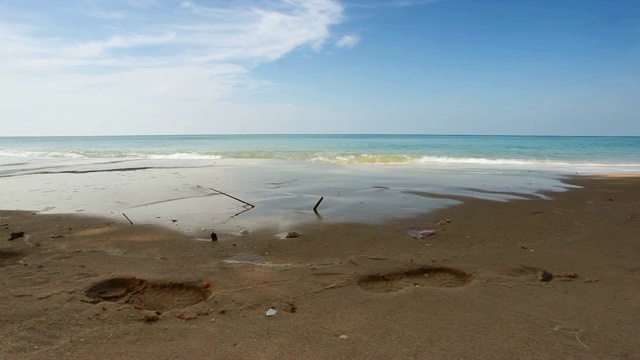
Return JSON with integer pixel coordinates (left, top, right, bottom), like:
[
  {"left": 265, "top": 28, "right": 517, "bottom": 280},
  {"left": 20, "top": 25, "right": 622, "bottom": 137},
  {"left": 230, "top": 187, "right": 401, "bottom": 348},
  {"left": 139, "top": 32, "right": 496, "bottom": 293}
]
[
  {"left": 1, "top": 134, "right": 639, "bottom": 168},
  {"left": 1, "top": 135, "right": 639, "bottom": 236}
]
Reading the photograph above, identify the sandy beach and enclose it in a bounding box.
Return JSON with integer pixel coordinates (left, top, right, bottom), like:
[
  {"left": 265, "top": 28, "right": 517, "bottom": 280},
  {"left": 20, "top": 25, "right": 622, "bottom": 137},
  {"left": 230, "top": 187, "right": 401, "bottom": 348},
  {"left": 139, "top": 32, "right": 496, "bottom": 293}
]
[{"left": 1, "top": 175, "right": 638, "bottom": 359}]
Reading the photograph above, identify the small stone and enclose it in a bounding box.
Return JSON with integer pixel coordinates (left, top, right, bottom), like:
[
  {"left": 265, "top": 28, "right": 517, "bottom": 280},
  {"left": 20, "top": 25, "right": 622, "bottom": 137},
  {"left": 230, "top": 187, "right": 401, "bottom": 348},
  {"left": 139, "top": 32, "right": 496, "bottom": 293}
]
[
  {"left": 210, "top": 232, "right": 218, "bottom": 241},
  {"left": 239, "top": 229, "right": 250, "bottom": 235},
  {"left": 285, "top": 231, "right": 299, "bottom": 238},
  {"left": 9, "top": 232, "right": 24, "bottom": 241},
  {"left": 339, "top": 335, "right": 348, "bottom": 339},
  {"left": 143, "top": 313, "right": 159, "bottom": 322},
  {"left": 538, "top": 270, "right": 553, "bottom": 282}
]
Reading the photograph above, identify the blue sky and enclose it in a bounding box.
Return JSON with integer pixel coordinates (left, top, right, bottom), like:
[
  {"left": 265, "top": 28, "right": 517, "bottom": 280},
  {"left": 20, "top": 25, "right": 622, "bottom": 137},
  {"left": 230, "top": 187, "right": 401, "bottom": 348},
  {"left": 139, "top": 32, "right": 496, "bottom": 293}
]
[{"left": 0, "top": 0, "right": 638, "bottom": 136}]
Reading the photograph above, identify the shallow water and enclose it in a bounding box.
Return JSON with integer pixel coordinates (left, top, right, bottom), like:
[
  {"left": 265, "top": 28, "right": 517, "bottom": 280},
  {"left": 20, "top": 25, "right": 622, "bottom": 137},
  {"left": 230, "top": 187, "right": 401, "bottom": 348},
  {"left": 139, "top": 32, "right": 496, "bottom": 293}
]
[{"left": 0, "top": 157, "right": 582, "bottom": 236}]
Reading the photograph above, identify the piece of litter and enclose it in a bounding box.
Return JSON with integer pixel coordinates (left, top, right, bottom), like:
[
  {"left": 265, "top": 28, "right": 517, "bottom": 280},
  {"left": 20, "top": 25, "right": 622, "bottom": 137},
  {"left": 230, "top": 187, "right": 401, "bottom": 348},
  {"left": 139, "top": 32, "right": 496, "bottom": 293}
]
[
  {"left": 339, "top": 335, "right": 348, "bottom": 339},
  {"left": 408, "top": 229, "right": 437, "bottom": 239},
  {"left": 285, "top": 231, "right": 300, "bottom": 238},
  {"left": 266, "top": 308, "right": 277, "bottom": 317},
  {"left": 437, "top": 219, "right": 451, "bottom": 225},
  {"left": 50, "top": 234, "right": 65, "bottom": 239}
]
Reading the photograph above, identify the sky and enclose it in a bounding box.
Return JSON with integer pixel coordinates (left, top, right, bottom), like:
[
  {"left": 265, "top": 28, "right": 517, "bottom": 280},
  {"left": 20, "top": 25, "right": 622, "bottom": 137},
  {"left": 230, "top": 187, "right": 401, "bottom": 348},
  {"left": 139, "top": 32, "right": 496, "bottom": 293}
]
[{"left": 0, "top": 0, "right": 638, "bottom": 136}]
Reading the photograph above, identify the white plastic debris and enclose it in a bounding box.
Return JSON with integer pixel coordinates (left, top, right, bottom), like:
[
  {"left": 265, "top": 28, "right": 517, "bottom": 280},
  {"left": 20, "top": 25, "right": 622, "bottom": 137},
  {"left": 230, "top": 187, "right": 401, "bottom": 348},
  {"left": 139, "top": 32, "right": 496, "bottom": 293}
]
[
  {"left": 266, "top": 308, "right": 277, "bottom": 317},
  {"left": 339, "top": 335, "right": 348, "bottom": 340},
  {"left": 408, "top": 229, "right": 437, "bottom": 239}
]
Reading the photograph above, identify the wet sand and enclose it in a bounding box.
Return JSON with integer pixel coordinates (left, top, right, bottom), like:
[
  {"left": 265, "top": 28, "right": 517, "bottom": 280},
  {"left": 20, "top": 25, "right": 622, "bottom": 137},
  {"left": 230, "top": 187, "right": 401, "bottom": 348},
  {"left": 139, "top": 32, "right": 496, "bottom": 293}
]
[{"left": 1, "top": 175, "right": 639, "bottom": 359}]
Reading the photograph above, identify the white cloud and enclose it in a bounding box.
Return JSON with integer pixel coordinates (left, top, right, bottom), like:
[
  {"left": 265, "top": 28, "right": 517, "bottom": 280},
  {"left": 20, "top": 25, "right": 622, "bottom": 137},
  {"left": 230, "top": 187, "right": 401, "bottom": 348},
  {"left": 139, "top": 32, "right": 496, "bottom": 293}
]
[
  {"left": 0, "top": 0, "right": 348, "bottom": 135},
  {"left": 335, "top": 33, "right": 360, "bottom": 48}
]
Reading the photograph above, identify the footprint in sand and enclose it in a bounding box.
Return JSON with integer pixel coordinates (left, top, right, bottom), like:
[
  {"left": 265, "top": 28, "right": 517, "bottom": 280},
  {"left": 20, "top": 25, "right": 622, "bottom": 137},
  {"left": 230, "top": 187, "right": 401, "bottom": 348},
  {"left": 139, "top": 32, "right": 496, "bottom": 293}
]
[
  {"left": 358, "top": 267, "right": 474, "bottom": 293},
  {"left": 85, "top": 277, "right": 210, "bottom": 312},
  {"left": 0, "top": 250, "right": 23, "bottom": 267}
]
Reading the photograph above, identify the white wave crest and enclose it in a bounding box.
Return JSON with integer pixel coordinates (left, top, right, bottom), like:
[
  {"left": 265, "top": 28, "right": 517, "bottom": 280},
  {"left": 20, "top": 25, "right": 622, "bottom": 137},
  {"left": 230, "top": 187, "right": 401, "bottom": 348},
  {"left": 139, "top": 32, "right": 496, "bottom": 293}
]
[
  {"left": 0, "top": 149, "right": 88, "bottom": 159},
  {"left": 145, "top": 153, "right": 223, "bottom": 160},
  {"left": 414, "top": 156, "right": 640, "bottom": 167}
]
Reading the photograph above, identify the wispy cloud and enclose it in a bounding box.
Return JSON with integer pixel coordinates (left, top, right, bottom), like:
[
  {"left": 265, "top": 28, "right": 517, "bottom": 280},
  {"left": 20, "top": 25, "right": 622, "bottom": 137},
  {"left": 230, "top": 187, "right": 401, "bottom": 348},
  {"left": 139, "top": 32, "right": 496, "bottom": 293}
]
[
  {"left": 336, "top": 33, "right": 361, "bottom": 48},
  {"left": 0, "top": 0, "right": 350, "bottom": 135}
]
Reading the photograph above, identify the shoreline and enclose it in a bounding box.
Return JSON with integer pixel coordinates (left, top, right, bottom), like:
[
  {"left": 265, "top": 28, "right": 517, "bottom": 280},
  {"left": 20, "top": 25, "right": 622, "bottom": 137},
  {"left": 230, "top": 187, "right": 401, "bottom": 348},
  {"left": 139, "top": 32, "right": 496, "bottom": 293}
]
[
  {"left": 0, "top": 157, "right": 592, "bottom": 237},
  {"left": 1, "top": 175, "right": 639, "bottom": 359}
]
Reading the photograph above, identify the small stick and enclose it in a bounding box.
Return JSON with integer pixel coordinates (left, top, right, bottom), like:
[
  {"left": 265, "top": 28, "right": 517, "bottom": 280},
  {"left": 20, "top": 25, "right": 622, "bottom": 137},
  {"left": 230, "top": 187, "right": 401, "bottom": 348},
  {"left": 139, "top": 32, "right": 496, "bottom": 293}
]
[
  {"left": 313, "top": 196, "right": 324, "bottom": 213},
  {"left": 210, "top": 188, "right": 255, "bottom": 209},
  {"left": 123, "top": 213, "right": 134, "bottom": 225},
  {"left": 616, "top": 215, "right": 635, "bottom": 226}
]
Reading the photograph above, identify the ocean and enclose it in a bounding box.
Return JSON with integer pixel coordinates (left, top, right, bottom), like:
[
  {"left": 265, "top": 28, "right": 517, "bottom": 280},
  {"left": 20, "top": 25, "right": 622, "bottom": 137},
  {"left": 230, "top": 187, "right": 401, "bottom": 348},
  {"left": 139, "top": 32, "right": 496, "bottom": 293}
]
[
  {"left": 1, "top": 135, "right": 639, "bottom": 235},
  {"left": 1, "top": 134, "right": 639, "bottom": 169}
]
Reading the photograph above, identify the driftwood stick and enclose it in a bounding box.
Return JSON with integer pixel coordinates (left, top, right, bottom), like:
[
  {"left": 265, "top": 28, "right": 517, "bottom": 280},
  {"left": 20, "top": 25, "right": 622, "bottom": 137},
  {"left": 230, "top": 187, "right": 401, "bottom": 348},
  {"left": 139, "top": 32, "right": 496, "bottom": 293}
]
[
  {"left": 122, "top": 213, "right": 134, "bottom": 225},
  {"left": 616, "top": 215, "right": 635, "bottom": 226},
  {"left": 210, "top": 188, "right": 255, "bottom": 209},
  {"left": 313, "top": 196, "right": 324, "bottom": 213}
]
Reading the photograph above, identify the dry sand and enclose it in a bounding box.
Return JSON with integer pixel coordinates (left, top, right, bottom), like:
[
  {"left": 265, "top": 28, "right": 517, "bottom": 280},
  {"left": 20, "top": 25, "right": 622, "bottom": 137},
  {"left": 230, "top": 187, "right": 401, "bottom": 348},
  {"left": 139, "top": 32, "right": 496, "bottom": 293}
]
[{"left": 1, "top": 176, "right": 639, "bottom": 359}]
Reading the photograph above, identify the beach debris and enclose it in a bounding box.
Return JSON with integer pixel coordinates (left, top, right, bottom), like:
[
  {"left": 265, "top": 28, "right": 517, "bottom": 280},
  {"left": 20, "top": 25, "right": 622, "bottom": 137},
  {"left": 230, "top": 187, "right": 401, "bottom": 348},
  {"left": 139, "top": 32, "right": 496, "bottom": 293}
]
[
  {"left": 177, "top": 313, "right": 196, "bottom": 320},
  {"left": 616, "top": 215, "right": 635, "bottom": 227},
  {"left": 521, "top": 246, "right": 534, "bottom": 252},
  {"left": 532, "top": 211, "right": 544, "bottom": 214},
  {"left": 437, "top": 219, "right": 451, "bottom": 225},
  {"left": 50, "top": 234, "right": 65, "bottom": 239},
  {"left": 143, "top": 313, "right": 159, "bottom": 322},
  {"left": 239, "top": 229, "right": 250, "bottom": 235},
  {"left": 171, "top": 219, "right": 178, "bottom": 223},
  {"left": 266, "top": 307, "right": 277, "bottom": 317},
  {"left": 551, "top": 325, "right": 589, "bottom": 350},
  {"left": 408, "top": 229, "right": 437, "bottom": 239},
  {"left": 339, "top": 335, "right": 348, "bottom": 340},
  {"left": 202, "top": 281, "right": 211, "bottom": 289},
  {"left": 122, "top": 213, "right": 134, "bottom": 225},
  {"left": 290, "top": 306, "right": 297, "bottom": 314},
  {"left": 9, "top": 232, "right": 24, "bottom": 241},
  {"left": 556, "top": 272, "right": 578, "bottom": 279},
  {"left": 285, "top": 231, "right": 300, "bottom": 239},
  {"left": 210, "top": 188, "right": 255, "bottom": 218},
  {"left": 538, "top": 270, "right": 553, "bottom": 282},
  {"left": 313, "top": 196, "right": 324, "bottom": 214},
  {"left": 210, "top": 232, "right": 218, "bottom": 241}
]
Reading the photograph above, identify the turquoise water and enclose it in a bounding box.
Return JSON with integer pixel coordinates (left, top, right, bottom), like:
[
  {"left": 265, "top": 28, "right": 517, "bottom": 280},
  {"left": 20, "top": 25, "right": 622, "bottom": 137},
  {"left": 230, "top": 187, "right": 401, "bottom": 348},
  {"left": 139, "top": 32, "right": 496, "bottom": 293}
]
[{"left": 1, "top": 134, "right": 639, "bottom": 167}]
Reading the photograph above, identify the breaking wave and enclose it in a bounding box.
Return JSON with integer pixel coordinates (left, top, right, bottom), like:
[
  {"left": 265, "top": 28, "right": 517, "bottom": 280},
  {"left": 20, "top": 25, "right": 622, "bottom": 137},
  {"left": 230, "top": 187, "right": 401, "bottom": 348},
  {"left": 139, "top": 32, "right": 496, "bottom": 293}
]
[{"left": 1, "top": 148, "right": 638, "bottom": 168}]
